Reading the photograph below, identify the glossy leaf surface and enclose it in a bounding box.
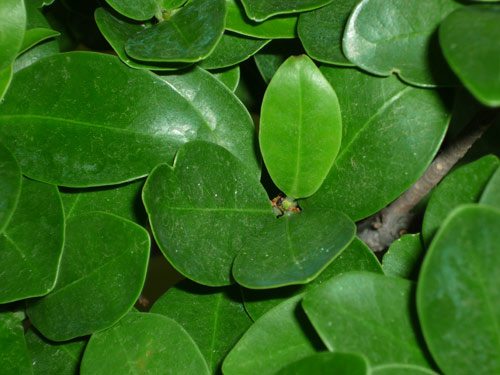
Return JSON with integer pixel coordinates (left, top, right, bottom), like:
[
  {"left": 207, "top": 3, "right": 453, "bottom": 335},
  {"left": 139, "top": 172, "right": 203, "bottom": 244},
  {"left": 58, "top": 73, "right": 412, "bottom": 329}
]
[
  {"left": 0, "top": 312, "right": 32, "bottom": 375},
  {"left": 242, "top": 237, "right": 383, "bottom": 320},
  {"left": 480, "top": 167, "right": 500, "bottom": 209},
  {"left": 240, "top": 0, "right": 333, "bottom": 21},
  {"left": 298, "top": 0, "right": 358, "bottom": 65},
  {"left": 302, "top": 66, "right": 450, "bottom": 221},
  {"left": 0, "top": 65, "right": 13, "bottom": 101},
  {"left": 222, "top": 294, "right": 323, "bottom": 375},
  {"left": 18, "top": 28, "right": 60, "bottom": 55},
  {"left": 81, "top": 312, "right": 210, "bottom": 375},
  {"left": 94, "top": 7, "right": 190, "bottom": 71},
  {"left": 372, "top": 364, "right": 440, "bottom": 375},
  {"left": 382, "top": 233, "right": 424, "bottom": 280},
  {"left": 233, "top": 209, "right": 355, "bottom": 288},
  {"left": 418, "top": 205, "right": 500, "bottom": 375},
  {"left": 105, "top": 0, "right": 158, "bottom": 21},
  {"left": 143, "top": 141, "right": 273, "bottom": 286},
  {"left": 226, "top": 0, "right": 297, "bottom": 39},
  {"left": 0, "top": 142, "right": 21, "bottom": 233},
  {"left": 0, "top": 0, "right": 26, "bottom": 71},
  {"left": 199, "top": 32, "right": 269, "bottom": 69},
  {"left": 151, "top": 280, "right": 252, "bottom": 374},
  {"left": 25, "top": 329, "right": 86, "bottom": 375},
  {"left": 440, "top": 5, "right": 500, "bottom": 106},
  {"left": 253, "top": 39, "right": 304, "bottom": 83},
  {"left": 60, "top": 179, "right": 147, "bottom": 225},
  {"left": 125, "top": 0, "right": 226, "bottom": 62},
  {"left": 303, "top": 272, "right": 432, "bottom": 367},
  {"left": 260, "top": 55, "right": 341, "bottom": 198},
  {"left": 276, "top": 352, "right": 369, "bottom": 375},
  {"left": 0, "top": 178, "right": 64, "bottom": 304},
  {"left": 343, "top": 0, "right": 461, "bottom": 87},
  {"left": 422, "top": 155, "right": 499, "bottom": 244},
  {"left": 210, "top": 66, "right": 240, "bottom": 91},
  {"left": 159, "top": 66, "right": 260, "bottom": 177},
  {"left": 0, "top": 52, "right": 214, "bottom": 187},
  {"left": 27, "top": 212, "right": 150, "bottom": 341}
]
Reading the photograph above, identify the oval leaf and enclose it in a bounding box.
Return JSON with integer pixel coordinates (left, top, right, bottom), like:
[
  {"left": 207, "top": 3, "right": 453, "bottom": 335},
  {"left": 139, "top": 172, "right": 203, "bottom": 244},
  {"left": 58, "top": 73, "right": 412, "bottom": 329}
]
[
  {"left": 276, "top": 352, "right": 369, "bottom": 375},
  {"left": 343, "top": 0, "right": 461, "bottom": 87},
  {"left": 125, "top": 0, "right": 226, "bottom": 63},
  {"left": 0, "top": 142, "right": 21, "bottom": 233},
  {"left": 226, "top": 0, "right": 297, "bottom": 39},
  {"left": 81, "top": 312, "right": 210, "bottom": 375},
  {"left": 298, "top": 0, "right": 358, "bottom": 65},
  {"left": 104, "top": 0, "right": 158, "bottom": 21},
  {"left": 372, "top": 364, "right": 440, "bottom": 375},
  {"left": 18, "top": 28, "right": 60, "bottom": 55},
  {"left": 233, "top": 209, "right": 355, "bottom": 288},
  {"left": 417, "top": 205, "right": 500, "bottom": 375},
  {"left": 151, "top": 280, "right": 252, "bottom": 373},
  {"left": 222, "top": 294, "right": 323, "bottom": 375},
  {"left": 302, "top": 66, "right": 451, "bottom": 221},
  {"left": 422, "top": 154, "right": 499, "bottom": 244},
  {"left": 480, "top": 166, "right": 500, "bottom": 209},
  {"left": 0, "top": 312, "right": 32, "bottom": 375},
  {"left": 26, "top": 212, "right": 150, "bottom": 341},
  {"left": 260, "top": 55, "right": 341, "bottom": 199},
  {"left": 0, "top": 0, "right": 26, "bottom": 71},
  {"left": 0, "top": 52, "right": 215, "bottom": 187},
  {"left": 0, "top": 178, "right": 64, "bottom": 304},
  {"left": 302, "top": 272, "right": 433, "bottom": 368},
  {"left": 382, "top": 233, "right": 424, "bottom": 280},
  {"left": 239, "top": 0, "right": 333, "bottom": 21},
  {"left": 143, "top": 141, "right": 273, "bottom": 286},
  {"left": 440, "top": 5, "right": 500, "bottom": 106},
  {"left": 210, "top": 66, "right": 240, "bottom": 91},
  {"left": 242, "top": 237, "right": 383, "bottom": 320}
]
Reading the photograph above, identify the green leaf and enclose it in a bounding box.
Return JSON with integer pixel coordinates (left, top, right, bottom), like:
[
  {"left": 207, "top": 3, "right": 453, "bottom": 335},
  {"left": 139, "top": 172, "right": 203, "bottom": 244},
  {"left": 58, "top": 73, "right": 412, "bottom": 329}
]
[
  {"left": 239, "top": 0, "right": 333, "bottom": 22},
  {"left": 210, "top": 66, "right": 240, "bottom": 91},
  {"left": 0, "top": 0, "right": 26, "bottom": 71},
  {"left": 199, "top": 32, "right": 269, "bottom": 69},
  {"left": 242, "top": 237, "right": 383, "bottom": 320},
  {"left": 343, "top": 0, "right": 461, "bottom": 87},
  {"left": 0, "top": 312, "right": 32, "bottom": 375},
  {"left": 25, "top": 0, "right": 55, "bottom": 7},
  {"left": 25, "top": 329, "right": 86, "bottom": 375},
  {"left": 260, "top": 55, "right": 341, "bottom": 198},
  {"left": 253, "top": 39, "right": 304, "bottom": 83},
  {"left": 222, "top": 294, "right": 323, "bottom": 375},
  {"left": 125, "top": 0, "right": 226, "bottom": 63},
  {"left": 0, "top": 64, "right": 13, "bottom": 101},
  {"left": 104, "top": 0, "right": 159, "bottom": 21},
  {"left": 18, "top": 28, "right": 60, "bottom": 55},
  {"left": 0, "top": 51, "right": 215, "bottom": 187},
  {"left": 60, "top": 179, "right": 147, "bottom": 225},
  {"left": 480, "top": 167, "right": 500, "bottom": 209},
  {"left": 233, "top": 209, "right": 355, "bottom": 288},
  {"left": 143, "top": 141, "right": 273, "bottom": 286},
  {"left": 160, "top": 0, "right": 186, "bottom": 10},
  {"left": 440, "top": 5, "right": 500, "bottom": 106},
  {"left": 26, "top": 212, "right": 150, "bottom": 341},
  {"left": 0, "top": 142, "right": 21, "bottom": 233},
  {"left": 422, "top": 155, "right": 499, "bottom": 244},
  {"left": 275, "top": 352, "right": 369, "bottom": 375},
  {"left": 81, "top": 312, "right": 210, "bottom": 375},
  {"left": 297, "top": 0, "right": 358, "bottom": 65},
  {"left": 94, "top": 7, "right": 191, "bottom": 71},
  {"left": 382, "top": 233, "right": 424, "bottom": 280},
  {"left": 302, "top": 272, "right": 433, "bottom": 368},
  {"left": 151, "top": 280, "right": 252, "bottom": 374},
  {"left": 226, "top": 0, "right": 297, "bottom": 39},
  {"left": 158, "top": 66, "right": 260, "bottom": 177},
  {"left": 417, "top": 205, "right": 500, "bottom": 375},
  {"left": 372, "top": 364, "right": 441, "bottom": 375},
  {"left": 301, "top": 66, "right": 451, "bottom": 221},
  {"left": 0, "top": 178, "right": 64, "bottom": 304}
]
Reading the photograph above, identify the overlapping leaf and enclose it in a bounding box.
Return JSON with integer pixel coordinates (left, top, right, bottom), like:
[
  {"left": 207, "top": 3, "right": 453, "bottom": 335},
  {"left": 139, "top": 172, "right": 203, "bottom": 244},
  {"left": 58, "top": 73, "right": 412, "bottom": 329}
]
[
  {"left": 372, "top": 364, "right": 440, "bottom": 375},
  {"left": 143, "top": 141, "right": 274, "bottom": 286},
  {"left": 239, "top": 0, "right": 333, "bottom": 21},
  {"left": 276, "top": 352, "right": 369, "bottom": 375},
  {"left": 0, "top": 143, "right": 21, "bottom": 233},
  {"left": 382, "top": 233, "right": 424, "bottom": 280},
  {"left": 0, "top": 312, "right": 32, "bottom": 375},
  {"left": 210, "top": 66, "right": 240, "bottom": 91},
  {"left": 418, "top": 205, "right": 500, "bottom": 375},
  {"left": 480, "top": 167, "right": 500, "bottom": 209},
  {"left": 0, "top": 178, "right": 64, "bottom": 304},
  {"left": 0, "top": 0, "right": 26, "bottom": 71},
  {"left": 26, "top": 212, "right": 150, "bottom": 341},
  {"left": 104, "top": 0, "right": 159, "bottom": 21},
  {"left": 343, "top": 0, "right": 461, "bottom": 87},
  {"left": 260, "top": 55, "right": 342, "bottom": 198},
  {"left": 302, "top": 66, "right": 450, "bottom": 221}
]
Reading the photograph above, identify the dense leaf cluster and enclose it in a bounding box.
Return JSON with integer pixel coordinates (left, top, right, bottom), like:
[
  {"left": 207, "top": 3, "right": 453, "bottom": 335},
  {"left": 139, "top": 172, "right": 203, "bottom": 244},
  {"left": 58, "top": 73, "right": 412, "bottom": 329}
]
[{"left": 0, "top": 0, "right": 499, "bottom": 374}]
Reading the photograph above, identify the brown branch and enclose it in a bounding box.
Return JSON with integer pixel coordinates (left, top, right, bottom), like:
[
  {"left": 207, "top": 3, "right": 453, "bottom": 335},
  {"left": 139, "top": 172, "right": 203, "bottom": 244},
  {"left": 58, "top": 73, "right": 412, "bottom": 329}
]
[{"left": 358, "top": 108, "right": 499, "bottom": 252}]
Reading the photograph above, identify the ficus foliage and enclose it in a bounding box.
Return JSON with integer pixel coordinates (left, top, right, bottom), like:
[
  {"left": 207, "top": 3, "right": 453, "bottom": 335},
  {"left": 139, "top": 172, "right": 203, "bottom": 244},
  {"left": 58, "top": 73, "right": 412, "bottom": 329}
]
[{"left": 0, "top": 0, "right": 499, "bottom": 374}]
